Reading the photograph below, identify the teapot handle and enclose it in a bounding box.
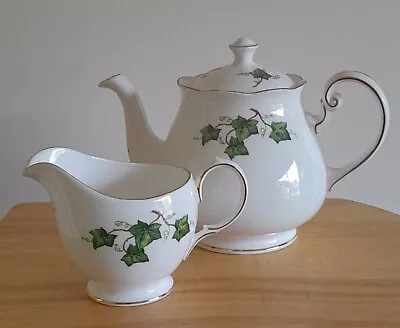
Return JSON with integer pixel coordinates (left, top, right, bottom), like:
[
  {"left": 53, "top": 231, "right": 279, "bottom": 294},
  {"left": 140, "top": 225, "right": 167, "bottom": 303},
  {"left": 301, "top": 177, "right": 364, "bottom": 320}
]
[{"left": 313, "top": 71, "right": 390, "bottom": 191}]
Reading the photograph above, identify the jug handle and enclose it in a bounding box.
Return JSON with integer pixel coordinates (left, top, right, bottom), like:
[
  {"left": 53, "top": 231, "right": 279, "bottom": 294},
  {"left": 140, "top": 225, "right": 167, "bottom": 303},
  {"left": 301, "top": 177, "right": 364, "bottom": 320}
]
[
  {"left": 183, "top": 159, "right": 248, "bottom": 260},
  {"left": 313, "top": 70, "right": 390, "bottom": 191}
]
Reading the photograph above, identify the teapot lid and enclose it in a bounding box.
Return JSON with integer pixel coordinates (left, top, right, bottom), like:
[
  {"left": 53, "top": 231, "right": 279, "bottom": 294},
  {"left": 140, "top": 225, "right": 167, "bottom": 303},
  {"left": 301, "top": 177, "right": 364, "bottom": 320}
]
[{"left": 178, "top": 37, "right": 304, "bottom": 93}]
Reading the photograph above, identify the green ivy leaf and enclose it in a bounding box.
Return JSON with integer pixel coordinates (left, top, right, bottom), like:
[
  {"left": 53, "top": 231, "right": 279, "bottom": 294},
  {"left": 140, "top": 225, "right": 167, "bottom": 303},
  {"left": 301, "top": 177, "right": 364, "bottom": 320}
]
[
  {"left": 231, "top": 116, "right": 259, "bottom": 142},
  {"left": 250, "top": 68, "right": 273, "bottom": 80},
  {"left": 200, "top": 124, "right": 221, "bottom": 145},
  {"left": 148, "top": 223, "right": 162, "bottom": 240},
  {"left": 172, "top": 215, "right": 190, "bottom": 242},
  {"left": 269, "top": 121, "right": 291, "bottom": 143},
  {"left": 271, "top": 122, "right": 288, "bottom": 131},
  {"left": 129, "top": 220, "right": 162, "bottom": 249},
  {"left": 246, "top": 120, "right": 259, "bottom": 134},
  {"left": 121, "top": 244, "right": 149, "bottom": 267},
  {"left": 129, "top": 220, "right": 147, "bottom": 235},
  {"left": 89, "top": 227, "right": 117, "bottom": 250},
  {"left": 224, "top": 137, "right": 249, "bottom": 159},
  {"left": 269, "top": 129, "right": 291, "bottom": 143},
  {"left": 230, "top": 115, "right": 247, "bottom": 129}
]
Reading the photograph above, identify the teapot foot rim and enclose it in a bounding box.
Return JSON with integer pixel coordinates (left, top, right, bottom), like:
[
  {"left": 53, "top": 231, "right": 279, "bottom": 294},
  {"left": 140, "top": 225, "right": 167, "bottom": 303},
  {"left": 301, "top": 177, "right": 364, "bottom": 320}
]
[{"left": 197, "top": 229, "right": 297, "bottom": 255}]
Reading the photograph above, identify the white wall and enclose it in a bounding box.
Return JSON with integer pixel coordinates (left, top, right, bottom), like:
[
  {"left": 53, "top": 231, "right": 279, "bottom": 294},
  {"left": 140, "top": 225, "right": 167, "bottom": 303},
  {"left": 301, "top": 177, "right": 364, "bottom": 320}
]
[{"left": 0, "top": 0, "right": 399, "bottom": 218}]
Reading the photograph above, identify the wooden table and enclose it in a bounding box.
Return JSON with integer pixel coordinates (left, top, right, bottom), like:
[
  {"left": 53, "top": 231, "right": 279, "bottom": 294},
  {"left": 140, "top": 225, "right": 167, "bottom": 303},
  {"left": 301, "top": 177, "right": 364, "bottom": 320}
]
[{"left": 0, "top": 199, "right": 399, "bottom": 328}]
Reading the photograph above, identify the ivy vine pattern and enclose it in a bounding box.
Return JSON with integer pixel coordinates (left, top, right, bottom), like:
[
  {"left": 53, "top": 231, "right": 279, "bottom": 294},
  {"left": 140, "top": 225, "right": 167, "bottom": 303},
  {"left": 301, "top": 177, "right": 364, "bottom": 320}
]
[
  {"left": 82, "top": 211, "right": 192, "bottom": 267},
  {"left": 237, "top": 68, "right": 280, "bottom": 87},
  {"left": 194, "top": 108, "right": 295, "bottom": 159}
]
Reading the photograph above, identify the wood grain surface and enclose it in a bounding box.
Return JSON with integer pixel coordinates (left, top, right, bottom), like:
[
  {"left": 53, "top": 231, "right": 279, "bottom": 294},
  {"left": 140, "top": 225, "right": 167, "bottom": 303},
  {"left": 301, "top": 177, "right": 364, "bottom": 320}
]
[{"left": 0, "top": 199, "right": 399, "bottom": 328}]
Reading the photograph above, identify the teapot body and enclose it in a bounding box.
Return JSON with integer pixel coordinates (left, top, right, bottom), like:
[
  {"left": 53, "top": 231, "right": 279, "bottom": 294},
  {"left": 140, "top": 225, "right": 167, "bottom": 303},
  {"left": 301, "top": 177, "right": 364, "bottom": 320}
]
[
  {"left": 100, "top": 38, "right": 389, "bottom": 254},
  {"left": 161, "top": 83, "right": 327, "bottom": 253}
]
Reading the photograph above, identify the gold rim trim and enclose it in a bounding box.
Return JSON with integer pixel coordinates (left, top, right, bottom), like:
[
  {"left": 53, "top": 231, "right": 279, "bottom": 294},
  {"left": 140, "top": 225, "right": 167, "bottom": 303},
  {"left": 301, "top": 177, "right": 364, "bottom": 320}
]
[
  {"left": 23, "top": 146, "right": 193, "bottom": 201},
  {"left": 88, "top": 289, "right": 172, "bottom": 307},
  {"left": 198, "top": 234, "right": 297, "bottom": 254},
  {"left": 177, "top": 74, "right": 306, "bottom": 94}
]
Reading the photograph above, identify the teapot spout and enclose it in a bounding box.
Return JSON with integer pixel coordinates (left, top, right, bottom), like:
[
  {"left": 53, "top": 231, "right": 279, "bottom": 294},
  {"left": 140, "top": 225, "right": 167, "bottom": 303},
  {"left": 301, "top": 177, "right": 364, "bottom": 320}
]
[{"left": 99, "top": 74, "right": 164, "bottom": 163}]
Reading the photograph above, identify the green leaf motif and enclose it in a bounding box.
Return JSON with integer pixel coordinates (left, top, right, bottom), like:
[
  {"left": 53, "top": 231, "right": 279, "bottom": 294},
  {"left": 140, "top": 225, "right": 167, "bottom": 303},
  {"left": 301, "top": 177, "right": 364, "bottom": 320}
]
[
  {"left": 271, "top": 122, "right": 288, "bottom": 131},
  {"left": 129, "top": 220, "right": 162, "bottom": 249},
  {"left": 269, "top": 121, "right": 291, "bottom": 143},
  {"left": 148, "top": 223, "right": 162, "bottom": 240},
  {"left": 250, "top": 68, "right": 273, "bottom": 80},
  {"left": 172, "top": 215, "right": 190, "bottom": 242},
  {"left": 231, "top": 116, "right": 259, "bottom": 142},
  {"left": 200, "top": 124, "right": 221, "bottom": 145},
  {"left": 224, "top": 137, "right": 249, "bottom": 159},
  {"left": 89, "top": 227, "right": 117, "bottom": 250},
  {"left": 121, "top": 244, "right": 149, "bottom": 267}
]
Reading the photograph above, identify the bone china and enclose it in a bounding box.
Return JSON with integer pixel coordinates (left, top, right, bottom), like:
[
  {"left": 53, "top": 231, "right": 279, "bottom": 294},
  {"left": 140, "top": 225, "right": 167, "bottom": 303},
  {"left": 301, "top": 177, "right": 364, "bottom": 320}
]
[
  {"left": 98, "top": 37, "right": 389, "bottom": 254},
  {"left": 22, "top": 147, "right": 248, "bottom": 305}
]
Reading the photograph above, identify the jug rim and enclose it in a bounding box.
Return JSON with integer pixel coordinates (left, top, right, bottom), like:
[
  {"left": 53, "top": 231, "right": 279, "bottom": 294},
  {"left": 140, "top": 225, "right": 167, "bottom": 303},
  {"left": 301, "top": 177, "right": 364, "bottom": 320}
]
[{"left": 23, "top": 146, "right": 194, "bottom": 201}]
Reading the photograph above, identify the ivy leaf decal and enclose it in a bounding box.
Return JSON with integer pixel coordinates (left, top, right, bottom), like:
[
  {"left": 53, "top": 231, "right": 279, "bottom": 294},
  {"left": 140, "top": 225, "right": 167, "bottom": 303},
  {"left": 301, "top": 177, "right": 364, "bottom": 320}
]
[
  {"left": 121, "top": 244, "right": 149, "bottom": 266},
  {"left": 224, "top": 137, "right": 249, "bottom": 159},
  {"left": 231, "top": 116, "right": 259, "bottom": 142},
  {"left": 200, "top": 124, "right": 221, "bottom": 145},
  {"left": 89, "top": 227, "right": 117, "bottom": 249},
  {"left": 269, "top": 121, "right": 291, "bottom": 143},
  {"left": 271, "top": 122, "right": 287, "bottom": 130},
  {"left": 172, "top": 215, "right": 190, "bottom": 242},
  {"left": 129, "top": 220, "right": 161, "bottom": 249},
  {"left": 250, "top": 68, "right": 273, "bottom": 80},
  {"left": 148, "top": 223, "right": 162, "bottom": 240}
]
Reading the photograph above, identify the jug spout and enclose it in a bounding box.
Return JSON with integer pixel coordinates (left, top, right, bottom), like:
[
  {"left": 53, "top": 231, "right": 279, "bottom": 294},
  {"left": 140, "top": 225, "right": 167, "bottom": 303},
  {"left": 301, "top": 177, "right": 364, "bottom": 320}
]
[
  {"left": 2, "top": 148, "right": 81, "bottom": 221},
  {"left": 22, "top": 147, "right": 116, "bottom": 238},
  {"left": 99, "top": 74, "right": 164, "bottom": 163},
  {"left": 22, "top": 148, "right": 84, "bottom": 210}
]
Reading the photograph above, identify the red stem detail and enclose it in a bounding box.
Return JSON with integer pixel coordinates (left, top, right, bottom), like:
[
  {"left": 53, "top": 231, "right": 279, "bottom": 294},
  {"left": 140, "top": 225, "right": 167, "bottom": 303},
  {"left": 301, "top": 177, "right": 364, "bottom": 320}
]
[
  {"left": 225, "top": 129, "right": 235, "bottom": 144},
  {"left": 253, "top": 78, "right": 263, "bottom": 87},
  {"left": 109, "top": 228, "right": 130, "bottom": 233},
  {"left": 151, "top": 210, "right": 175, "bottom": 227},
  {"left": 123, "top": 236, "right": 134, "bottom": 252},
  {"left": 249, "top": 108, "right": 271, "bottom": 128}
]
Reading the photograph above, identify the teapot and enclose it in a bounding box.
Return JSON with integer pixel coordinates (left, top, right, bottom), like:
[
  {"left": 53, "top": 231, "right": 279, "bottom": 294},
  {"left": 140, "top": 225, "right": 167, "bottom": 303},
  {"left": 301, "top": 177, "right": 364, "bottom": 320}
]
[{"left": 99, "top": 37, "right": 389, "bottom": 255}]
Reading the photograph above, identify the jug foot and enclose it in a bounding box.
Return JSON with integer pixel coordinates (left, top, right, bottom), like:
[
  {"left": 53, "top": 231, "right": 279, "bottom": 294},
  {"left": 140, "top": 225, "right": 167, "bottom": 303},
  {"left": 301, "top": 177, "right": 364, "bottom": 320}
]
[
  {"left": 198, "top": 229, "right": 297, "bottom": 255},
  {"left": 86, "top": 276, "right": 173, "bottom": 306}
]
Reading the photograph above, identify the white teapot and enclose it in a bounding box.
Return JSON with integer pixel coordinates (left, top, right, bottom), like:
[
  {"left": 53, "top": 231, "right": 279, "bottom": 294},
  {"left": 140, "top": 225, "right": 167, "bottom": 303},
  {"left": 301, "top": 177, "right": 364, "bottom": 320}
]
[{"left": 99, "top": 37, "right": 389, "bottom": 255}]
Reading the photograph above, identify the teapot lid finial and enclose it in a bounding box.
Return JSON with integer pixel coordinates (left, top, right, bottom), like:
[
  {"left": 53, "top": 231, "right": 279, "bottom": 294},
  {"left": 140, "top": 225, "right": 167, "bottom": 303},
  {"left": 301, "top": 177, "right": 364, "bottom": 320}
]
[
  {"left": 229, "top": 37, "right": 258, "bottom": 66},
  {"left": 179, "top": 37, "right": 303, "bottom": 93}
]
